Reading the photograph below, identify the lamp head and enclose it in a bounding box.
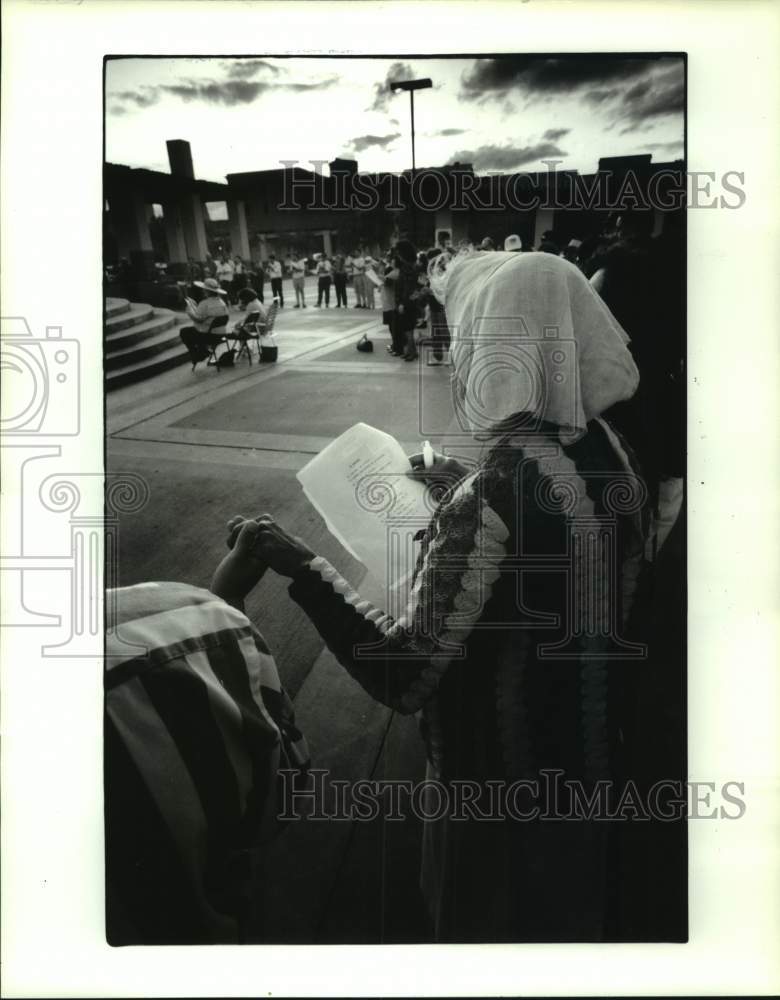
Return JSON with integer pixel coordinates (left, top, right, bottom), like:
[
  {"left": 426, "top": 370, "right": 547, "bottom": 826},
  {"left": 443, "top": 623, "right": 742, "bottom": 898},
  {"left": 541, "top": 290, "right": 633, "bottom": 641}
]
[{"left": 389, "top": 77, "right": 433, "bottom": 93}]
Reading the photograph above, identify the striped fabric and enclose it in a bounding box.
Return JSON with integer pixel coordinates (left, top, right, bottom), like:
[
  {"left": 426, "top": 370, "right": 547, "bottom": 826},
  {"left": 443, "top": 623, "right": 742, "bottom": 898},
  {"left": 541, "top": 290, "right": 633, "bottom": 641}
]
[{"left": 105, "top": 582, "right": 308, "bottom": 944}]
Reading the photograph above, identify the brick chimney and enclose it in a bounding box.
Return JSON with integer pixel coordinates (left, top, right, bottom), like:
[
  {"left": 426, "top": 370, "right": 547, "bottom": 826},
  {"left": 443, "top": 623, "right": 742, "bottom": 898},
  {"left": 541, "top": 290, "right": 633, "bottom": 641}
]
[{"left": 166, "top": 139, "right": 195, "bottom": 179}]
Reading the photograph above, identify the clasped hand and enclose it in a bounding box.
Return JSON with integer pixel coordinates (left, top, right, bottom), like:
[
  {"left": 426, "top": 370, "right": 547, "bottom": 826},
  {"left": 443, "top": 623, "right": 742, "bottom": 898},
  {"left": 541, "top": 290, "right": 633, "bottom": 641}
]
[
  {"left": 211, "top": 450, "right": 469, "bottom": 607},
  {"left": 210, "top": 513, "right": 315, "bottom": 608}
]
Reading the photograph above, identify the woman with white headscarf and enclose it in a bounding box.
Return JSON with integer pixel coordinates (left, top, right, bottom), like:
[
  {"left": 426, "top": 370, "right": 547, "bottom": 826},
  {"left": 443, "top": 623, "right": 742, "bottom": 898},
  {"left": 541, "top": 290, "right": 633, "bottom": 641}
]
[{"left": 228, "top": 251, "right": 650, "bottom": 942}]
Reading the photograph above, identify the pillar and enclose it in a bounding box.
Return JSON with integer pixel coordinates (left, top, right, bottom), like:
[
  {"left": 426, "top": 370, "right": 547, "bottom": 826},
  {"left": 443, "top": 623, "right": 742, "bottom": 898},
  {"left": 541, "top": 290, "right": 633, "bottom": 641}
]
[
  {"left": 533, "top": 206, "right": 556, "bottom": 249},
  {"left": 178, "top": 192, "right": 209, "bottom": 261},
  {"left": 228, "top": 200, "right": 251, "bottom": 258},
  {"left": 162, "top": 202, "right": 188, "bottom": 263},
  {"left": 111, "top": 189, "right": 153, "bottom": 260},
  {"left": 320, "top": 230, "right": 333, "bottom": 256},
  {"left": 254, "top": 234, "right": 268, "bottom": 263}
]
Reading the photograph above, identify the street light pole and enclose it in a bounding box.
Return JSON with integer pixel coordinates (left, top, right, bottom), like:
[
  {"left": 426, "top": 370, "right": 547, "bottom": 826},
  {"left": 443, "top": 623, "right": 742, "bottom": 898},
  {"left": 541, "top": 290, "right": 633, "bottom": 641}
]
[
  {"left": 389, "top": 77, "right": 431, "bottom": 245},
  {"left": 410, "top": 88, "right": 416, "bottom": 174}
]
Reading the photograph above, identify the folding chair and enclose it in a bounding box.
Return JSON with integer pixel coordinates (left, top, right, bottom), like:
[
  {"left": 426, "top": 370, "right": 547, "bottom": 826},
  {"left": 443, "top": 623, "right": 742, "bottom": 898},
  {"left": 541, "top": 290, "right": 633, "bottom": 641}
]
[
  {"left": 258, "top": 301, "right": 279, "bottom": 362},
  {"left": 204, "top": 314, "right": 230, "bottom": 369},
  {"left": 230, "top": 311, "right": 262, "bottom": 365},
  {"left": 263, "top": 300, "right": 279, "bottom": 336}
]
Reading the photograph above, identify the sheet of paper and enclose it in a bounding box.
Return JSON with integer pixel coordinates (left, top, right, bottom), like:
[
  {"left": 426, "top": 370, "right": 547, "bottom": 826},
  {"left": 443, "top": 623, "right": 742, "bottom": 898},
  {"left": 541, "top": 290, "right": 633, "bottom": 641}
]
[{"left": 297, "top": 423, "right": 432, "bottom": 612}]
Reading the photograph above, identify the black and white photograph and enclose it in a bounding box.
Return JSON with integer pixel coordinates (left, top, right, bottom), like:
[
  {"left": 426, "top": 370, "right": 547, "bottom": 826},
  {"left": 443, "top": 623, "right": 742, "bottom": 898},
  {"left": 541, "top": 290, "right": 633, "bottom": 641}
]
[
  {"left": 103, "top": 52, "right": 689, "bottom": 946},
  {"left": 2, "top": 1, "right": 779, "bottom": 996}
]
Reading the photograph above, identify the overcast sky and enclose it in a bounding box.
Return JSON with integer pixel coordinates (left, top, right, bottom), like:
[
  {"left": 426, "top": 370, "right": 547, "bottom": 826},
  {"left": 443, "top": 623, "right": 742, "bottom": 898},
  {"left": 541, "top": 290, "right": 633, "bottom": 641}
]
[{"left": 106, "top": 55, "right": 684, "bottom": 184}]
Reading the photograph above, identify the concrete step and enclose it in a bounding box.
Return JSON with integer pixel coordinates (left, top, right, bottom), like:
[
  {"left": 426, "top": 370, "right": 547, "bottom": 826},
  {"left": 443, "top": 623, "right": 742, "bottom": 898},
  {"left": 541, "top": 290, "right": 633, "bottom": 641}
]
[
  {"left": 106, "top": 342, "right": 190, "bottom": 390},
  {"left": 105, "top": 327, "right": 185, "bottom": 371},
  {"left": 105, "top": 302, "right": 155, "bottom": 333},
  {"left": 106, "top": 297, "right": 131, "bottom": 318},
  {"left": 105, "top": 312, "right": 179, "bottom": 352}
]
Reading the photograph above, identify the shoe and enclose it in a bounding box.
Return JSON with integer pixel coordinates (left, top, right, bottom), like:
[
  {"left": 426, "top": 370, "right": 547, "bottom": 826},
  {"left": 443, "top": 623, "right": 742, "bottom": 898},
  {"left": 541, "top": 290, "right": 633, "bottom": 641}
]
[
  {"left": 404, "top": 353, "right": 419, "bottom": 362},
  {"left": 303, "top": 304, "right": 307, "bottom": 308},
  {"left": 294, "top": 304, "right": 300, "bottom": 308}
]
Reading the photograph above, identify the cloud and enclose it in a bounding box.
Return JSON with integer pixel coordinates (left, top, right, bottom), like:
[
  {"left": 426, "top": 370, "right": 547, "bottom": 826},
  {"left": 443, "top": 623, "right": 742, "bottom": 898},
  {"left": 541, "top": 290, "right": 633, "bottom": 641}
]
[
  {"left": 431, "top": 127, "right": 467, "bottom": 137},
  {"left": 114, "top": 88, "right": 160, "bottom": 109},
  {"left": 222, "top": 59, "right": 280, "bottom": 80},
  {"left": 349, "top": 132, "right": 402, "bottom": 152},
  {"left": 448, "top": 141, "right": 567, "bottom": 172},
  {"left": 610, "top": 62, "right": 685, "bottom": 131},
  {"left": 460, "top": 55, "right": 659, "bottom": 100},
  {"left": 162, "top": 79, "right": 274, "bottom": 105},
  {"left": 582, "top": 62, "right": 684, "bottom": 129},
  {"left": 368, "top": 61, "right": 413, "bottom": 111},
  {"left": 584, "top": 88, "right": 618, "bottom": 106},
  {"left": 641, "top": 140, "right": 684, "bottom": 153},
  {"left": 542, "top": 127, "right": 570, "bottom": 141},
  {"left": 111, "top": 72, "right": 339, "bottom": 111}
]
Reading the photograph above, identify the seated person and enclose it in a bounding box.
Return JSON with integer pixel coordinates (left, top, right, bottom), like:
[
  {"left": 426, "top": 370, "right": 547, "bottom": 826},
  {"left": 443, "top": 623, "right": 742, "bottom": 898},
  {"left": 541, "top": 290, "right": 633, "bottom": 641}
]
[
  {"left": 180, "top": 277, "right": 230, "bottom": 362},
  {"left": 105, "top": 519, "right": 308, "bottom": 944},
  {"left": 234, "top": 286, "right": 268, "bottom": 332},
  {"left": 182, "top": 278, "right": 228, "bottom": 336}
]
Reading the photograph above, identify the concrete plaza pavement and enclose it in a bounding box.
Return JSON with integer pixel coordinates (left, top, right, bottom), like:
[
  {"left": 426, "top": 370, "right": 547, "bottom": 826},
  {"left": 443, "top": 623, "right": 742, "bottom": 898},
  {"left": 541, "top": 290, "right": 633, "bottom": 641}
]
[{"left": 107, "top": 297, "right": 459, "bottom": 941}]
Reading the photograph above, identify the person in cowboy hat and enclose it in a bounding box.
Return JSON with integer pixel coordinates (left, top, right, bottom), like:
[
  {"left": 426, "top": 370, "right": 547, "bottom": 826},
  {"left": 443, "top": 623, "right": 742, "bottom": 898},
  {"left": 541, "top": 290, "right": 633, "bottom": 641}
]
[
  {"left": 184, "top": 277, "right": 229, "bottom": 333},
  {"left": 180, "top": 277, "right": 231, "bottom": 365},
  {"left": 503, "top": 233, "right": 523, "bottom": 252}
]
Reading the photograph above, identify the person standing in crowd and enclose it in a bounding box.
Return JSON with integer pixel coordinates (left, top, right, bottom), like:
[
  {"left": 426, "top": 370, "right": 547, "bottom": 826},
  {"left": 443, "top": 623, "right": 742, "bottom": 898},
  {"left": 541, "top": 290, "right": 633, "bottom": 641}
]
[
  {"left": 315, "top": 254, "right": 332, "bottom": 307},
  {"left": 563, "top": 238, "right": 582, "bottom": 264},
  {"left": 248, "top": 256, "right": 266, "bottom": 303},
  {"left": 479, "top": 237, "right": 495, "bottom": 251},
  {"left": 188, "top": 257, "right": 204, "bottom": 282},
  {"left": 203, "top": 253, "right": 217, "bottom": 278},
  {"left": 332, "top": 252, "right": 348, "bottom": 308},
  {"left": 232, "top": 255, "right": 247, "bottom": 304},
  {"left": 364, "top": 253, "right": 378, "bottom": 310},
  {"left": 504, "top": 234, "right": 523, "bottom": 252},
  {"left": 266, "top": 252, "right": 284, "bottom": 307},
  {"left": 226, "top": 251, "right": 648, "bottom": 944},
  {"left": 290, "top": 252, "right": 307, "bottom": 308},
  {"left": 537, "top": 229, "right": 561, "bottom": 255},
  {"left": 105, "top": 518, "right": 309, "bottom": 944},
  {"left": 391, "top": 239, "right": 421, "bottom": 361},
  {"left": 419, "top": 247, "right": 451, "bottom": 365},
  {"left": 217, "top": 254, "right": 235, "bottom": 302},
  {"left": 589, "top": 210, "right": 684, "bottom": 517},
  {"left": 352, "top": 249, "right": 367, "bottom": 308},
  {"left": 378, "top": 252, "right": 397, "bottom": 352}
]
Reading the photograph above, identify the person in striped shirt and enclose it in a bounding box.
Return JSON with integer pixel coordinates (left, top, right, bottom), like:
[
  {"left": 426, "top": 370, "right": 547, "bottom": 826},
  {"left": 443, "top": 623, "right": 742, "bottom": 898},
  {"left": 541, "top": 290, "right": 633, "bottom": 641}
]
[{"left": 105, "top": 519, "right": 308, "bottom": 944}]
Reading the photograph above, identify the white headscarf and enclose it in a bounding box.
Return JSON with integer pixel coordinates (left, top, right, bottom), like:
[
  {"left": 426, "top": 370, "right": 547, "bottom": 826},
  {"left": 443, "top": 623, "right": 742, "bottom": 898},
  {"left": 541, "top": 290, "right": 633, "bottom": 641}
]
[{"left": 441, "top": 250, "right": 639, "bottom": 441}]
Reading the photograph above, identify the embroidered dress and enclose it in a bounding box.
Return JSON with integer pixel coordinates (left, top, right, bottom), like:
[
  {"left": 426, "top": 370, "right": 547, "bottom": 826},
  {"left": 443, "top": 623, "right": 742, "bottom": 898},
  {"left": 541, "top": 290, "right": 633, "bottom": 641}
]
[{"left": 289, "top": 417, "right": 647, "bottom": 941}]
